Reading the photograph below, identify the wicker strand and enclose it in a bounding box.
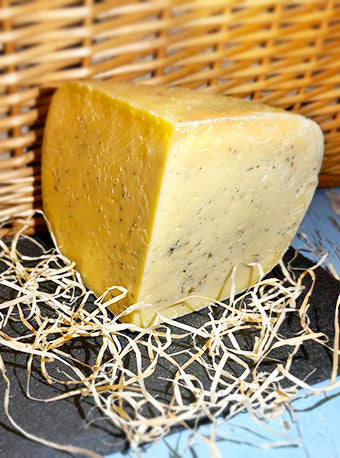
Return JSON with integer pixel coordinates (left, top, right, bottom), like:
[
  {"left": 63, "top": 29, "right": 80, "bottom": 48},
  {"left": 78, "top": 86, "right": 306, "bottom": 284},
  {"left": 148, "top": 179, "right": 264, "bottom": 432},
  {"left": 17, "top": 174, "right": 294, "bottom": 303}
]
[{"left": 0, "top": 0, "right": 339, "bottom": 234}]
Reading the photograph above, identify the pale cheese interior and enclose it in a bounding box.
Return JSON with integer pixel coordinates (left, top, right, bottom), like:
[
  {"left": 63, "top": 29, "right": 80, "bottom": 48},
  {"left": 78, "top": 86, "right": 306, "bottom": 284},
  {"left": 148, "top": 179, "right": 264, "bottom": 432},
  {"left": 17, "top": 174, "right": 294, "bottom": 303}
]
[{"left": 134, "top": 116, "right": 322, "bottom": 324}]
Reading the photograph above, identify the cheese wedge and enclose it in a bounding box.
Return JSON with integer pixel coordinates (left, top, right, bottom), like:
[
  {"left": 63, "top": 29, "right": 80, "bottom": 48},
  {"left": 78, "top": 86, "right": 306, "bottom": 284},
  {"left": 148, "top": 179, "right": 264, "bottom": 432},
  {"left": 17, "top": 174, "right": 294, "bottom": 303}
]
[{"left": 42, "top": 81, "right": 323, "bottom": 327}]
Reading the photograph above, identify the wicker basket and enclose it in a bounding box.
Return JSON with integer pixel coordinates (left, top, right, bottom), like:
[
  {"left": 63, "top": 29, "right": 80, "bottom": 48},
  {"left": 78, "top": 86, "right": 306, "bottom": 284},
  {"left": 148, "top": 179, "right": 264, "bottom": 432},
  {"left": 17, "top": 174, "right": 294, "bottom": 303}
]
[{"left": 1, "top": 0, "right": 340, "bottom": 236}]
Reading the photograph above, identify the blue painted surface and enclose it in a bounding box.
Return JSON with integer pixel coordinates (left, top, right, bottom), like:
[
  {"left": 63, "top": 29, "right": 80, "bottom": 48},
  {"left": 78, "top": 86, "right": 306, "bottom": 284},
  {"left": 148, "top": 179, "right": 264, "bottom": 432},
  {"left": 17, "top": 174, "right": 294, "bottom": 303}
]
[
  {"left": 107, "top": 188, "right": 340, "bottom": 458},
  {"left": 112, "top": 378, "right": 340, "bottom": 458},
  {"left": 291, "top": 188, "right": 340, "bottom": 272}
]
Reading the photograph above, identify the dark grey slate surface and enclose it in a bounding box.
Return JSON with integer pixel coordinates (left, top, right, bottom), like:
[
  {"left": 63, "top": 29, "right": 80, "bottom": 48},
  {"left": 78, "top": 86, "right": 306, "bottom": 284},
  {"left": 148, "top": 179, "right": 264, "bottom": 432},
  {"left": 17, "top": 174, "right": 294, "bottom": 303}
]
[{"left": 0, "top": 234, "right": 339, "bottom": 457}]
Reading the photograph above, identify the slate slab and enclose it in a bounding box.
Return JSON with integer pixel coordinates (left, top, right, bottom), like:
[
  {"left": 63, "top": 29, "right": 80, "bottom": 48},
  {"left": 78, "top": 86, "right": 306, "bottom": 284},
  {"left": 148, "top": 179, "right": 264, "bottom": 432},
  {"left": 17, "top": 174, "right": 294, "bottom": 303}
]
[{"left": 0, "top": 234, "right": 339, "bottom": 457}]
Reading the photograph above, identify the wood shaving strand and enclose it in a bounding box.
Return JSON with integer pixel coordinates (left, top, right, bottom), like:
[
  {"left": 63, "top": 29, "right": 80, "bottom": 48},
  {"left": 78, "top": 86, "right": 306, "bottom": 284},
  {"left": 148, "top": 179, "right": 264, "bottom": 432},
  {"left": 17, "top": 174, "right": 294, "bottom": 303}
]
[{"left": 0, "top": 213, "right": 339, "bottom": 456}]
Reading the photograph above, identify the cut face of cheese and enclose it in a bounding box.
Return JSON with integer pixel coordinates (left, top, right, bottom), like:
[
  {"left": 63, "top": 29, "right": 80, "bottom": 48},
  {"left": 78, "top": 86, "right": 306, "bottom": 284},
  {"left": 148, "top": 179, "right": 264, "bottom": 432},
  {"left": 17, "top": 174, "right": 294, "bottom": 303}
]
[{"left": 42, "top": 81, "right": 323, "bottom": 327}]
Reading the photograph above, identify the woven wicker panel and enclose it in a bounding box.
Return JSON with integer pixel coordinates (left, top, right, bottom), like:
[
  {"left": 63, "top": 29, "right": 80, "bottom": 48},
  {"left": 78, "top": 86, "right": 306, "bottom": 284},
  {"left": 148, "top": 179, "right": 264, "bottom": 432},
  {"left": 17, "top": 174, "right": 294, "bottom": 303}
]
[{"left": 1, "top": 0, "right": 340, "bottom": 235}]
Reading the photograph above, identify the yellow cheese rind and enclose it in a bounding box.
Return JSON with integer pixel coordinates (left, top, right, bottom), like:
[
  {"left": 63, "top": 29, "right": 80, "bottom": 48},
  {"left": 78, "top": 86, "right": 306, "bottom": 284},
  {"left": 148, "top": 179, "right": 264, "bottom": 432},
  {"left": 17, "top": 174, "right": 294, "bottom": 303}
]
[
  {"left": 42, "top": 82, "right": 172, "bottom": 310},
  {"left": 42, "top": 81, "right": 323, "bottom": 327},
  {"left": 86, "top": 80, "right": 283, "bottom": 123}
]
